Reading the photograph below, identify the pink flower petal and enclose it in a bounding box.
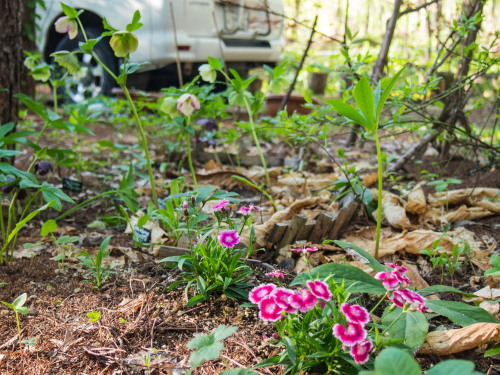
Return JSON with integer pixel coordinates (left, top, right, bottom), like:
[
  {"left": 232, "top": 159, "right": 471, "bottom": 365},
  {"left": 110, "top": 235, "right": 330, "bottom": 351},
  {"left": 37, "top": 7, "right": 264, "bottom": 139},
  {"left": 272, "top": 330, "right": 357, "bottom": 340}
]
[
  {"left": 350, "top": 340, "right": 373, "bottom": 364},
  {"left": 218, "top": 230, "right": 240, "bottom": 248},
  {"left": 307, "top": 280, "right": 332, "bottom": 301},
  {"left": 258, "top": 297, "right": 283, "bottom": 321},
  {"left": 289, "top": 289, "right": 318, "bottom": 312},
  {"left": 340, "top": 303, "right": 370, "bottom": 324},
  {"left": 249, "top": 284, "right": 276, "bottom": 304},
  {"left": 332, "top": 322, "right": 367, "bottom": 346}
]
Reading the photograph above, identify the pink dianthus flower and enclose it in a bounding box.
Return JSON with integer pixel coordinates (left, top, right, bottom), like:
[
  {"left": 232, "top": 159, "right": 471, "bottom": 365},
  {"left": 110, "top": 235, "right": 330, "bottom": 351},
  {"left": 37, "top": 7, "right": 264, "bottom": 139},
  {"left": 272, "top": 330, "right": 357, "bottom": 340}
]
[{"left": 340, "top": 303, "right": 370, "bottom": 325}]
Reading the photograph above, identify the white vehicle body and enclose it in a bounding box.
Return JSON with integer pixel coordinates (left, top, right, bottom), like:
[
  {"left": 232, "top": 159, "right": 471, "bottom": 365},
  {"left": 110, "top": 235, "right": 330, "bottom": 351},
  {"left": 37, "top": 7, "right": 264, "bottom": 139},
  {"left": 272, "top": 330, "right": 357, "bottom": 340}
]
[{"left": 37, "top": 0, "right": 285, "bottom": 71}]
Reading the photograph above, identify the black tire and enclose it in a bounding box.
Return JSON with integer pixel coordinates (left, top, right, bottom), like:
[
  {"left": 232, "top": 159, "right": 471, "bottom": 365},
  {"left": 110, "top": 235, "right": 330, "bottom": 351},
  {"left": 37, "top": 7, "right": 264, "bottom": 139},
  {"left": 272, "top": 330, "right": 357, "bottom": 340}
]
[{"left": 53, "top": 28, "right": 118, "bottom": 102}]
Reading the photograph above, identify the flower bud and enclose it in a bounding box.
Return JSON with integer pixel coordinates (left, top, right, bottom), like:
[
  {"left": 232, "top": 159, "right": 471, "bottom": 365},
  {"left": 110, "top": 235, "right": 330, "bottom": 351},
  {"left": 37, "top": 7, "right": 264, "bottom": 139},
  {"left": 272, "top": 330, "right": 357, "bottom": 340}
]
[
  {"left": 34, "top": 160, "right": 53, "bottom": 176},
  {"left": 54, "top": 16, "right": 78, "bottom": 40},
  {"left": 198, "top": 64, "right": 217, "bottom": 83},
  {"left": 17, "top": 189, "right": 27, "bottom": 200}
]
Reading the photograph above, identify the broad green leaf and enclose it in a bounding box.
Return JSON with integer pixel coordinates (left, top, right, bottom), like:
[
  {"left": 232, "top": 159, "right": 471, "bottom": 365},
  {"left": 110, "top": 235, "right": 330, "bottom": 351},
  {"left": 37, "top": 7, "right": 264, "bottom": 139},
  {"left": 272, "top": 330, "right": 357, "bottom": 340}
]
[
  {"left": 382, "top": 308, "right": 428, "bottom": 351},
  {"left": 188, "top": 341, "right": 224, "bottom": 368},
  {"left": 426, "top": 360, "right": 480, "bottom": 375},
  {"left": 353, "top": 77, "right": 375, "bottom": 126},
  {"left": 221, "top": 369, "right": 258, "bottom": 375},
  {"left": 327, "top": 100, "right": 370, "bottom": 128},
  {"left": 208, "top": 56, "right": 223, "bottom": 71},
  {"left": 0, "top": 150, "right": 22, "bottom": 158},
  {"left": 291, "top": 263, "right": 386, "bottom": 295},
  {"left": 60, "top": 2, "right": 79, "bottom": 18},
  {"left": 425, "top": 300, "right": 498, "bottom": 326},
  {"left": 333, "top": 240, "right": 385, "bottom": 272},
  {"left": 418, "top": 285, "right": 475, "bottom": 298},
  {"left": 12, "top": 293, "right": 27, "bottom": 310},
  {"left": 484, "top": 345, "right": 500, "bottom": 357},
  {"left": 358, "top": 347, "right": 421, "bottom": 375},
  {"left": 375, "top": 67, "right": 405, "bottom": 119},
  {"left": 40, "top": 219, "right": 58, "bottom": 236},
  {"left": 212, "top": 325, "right": 238, "bottom": 342}
]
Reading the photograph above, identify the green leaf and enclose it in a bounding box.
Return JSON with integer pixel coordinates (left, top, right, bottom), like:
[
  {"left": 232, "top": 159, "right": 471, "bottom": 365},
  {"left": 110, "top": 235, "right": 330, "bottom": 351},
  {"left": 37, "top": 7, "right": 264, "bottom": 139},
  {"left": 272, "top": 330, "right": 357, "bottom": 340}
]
[
  {"left": 212, "top": 325, "right": 239, "bottom": 341},
  {"left": 60, "top": 2, "right": 79, "bottom": 18},
  {"left": 382, "top": 309, "right": 428, "bottom": 351},
  {"left": 99, "top": 236, "right": 112, "bottom": 254},
  {"left": 6, "top": 201, "right": 55, "bottom": 245},
  {"left": 0, "top": 150, "right": 22, "bottom": 158},
  {"left": 87, "top": 311, "right": 101, "bottom": 322},
  {"left": 40, "top": 219, "right": 58, "bottom": 236},
  {"left": 375, "top": 67, "right": 405, "bottom": 119},
  {"left": 353, "top": 77, "right": 375, "bottom": 127},
  {"left": 208, "top": 56, "right": 223, "bottom": 71},
  {"left": 291, "top": 263, "right": 386, "bottom": 295},
  {"left": 189, "top": 341, "right": 224, "bottom": 368},
  {"left": 327, "top": 100, "right": 370, "bottom": 128},
  {"left": 418, "top": 285, "right": 475, "bottom": 298},
  {"left": 484, "top": 345, "right": 500, "bottom": 357},
  {"left": 425, "top": 300, "right": 498, "bottom": 326},
  {"left": 12, "top": 293, "right": 27, "bottom": 310},
  {"left": 358, "top": 347, "right": 421, "bottom": 375},
  {"left": 333, "top": 240, "right": 385, "bottom": 272},
  {"left": 426, "top": 360, "right": 480, "bottom": 375}
]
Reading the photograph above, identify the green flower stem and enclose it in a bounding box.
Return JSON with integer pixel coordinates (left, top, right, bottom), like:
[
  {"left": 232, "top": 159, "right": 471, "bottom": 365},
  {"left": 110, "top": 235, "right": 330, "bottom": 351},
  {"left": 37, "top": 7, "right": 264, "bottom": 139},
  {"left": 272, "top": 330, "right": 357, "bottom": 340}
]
[
  {"left": 242, "top": 96, "right": 271, "bottom": 187},
  {"left": 75, "top": 16, "right": 158, "bottom": 208},
  {"left": 370, "top": 291, "right": 389, "bottom": 315},
  {"left": 15, "top": 311, "right": 22, "bottom": 343},
  {"left": 185, "top": 116, "right": 198, "bottom": 189},
  {"left": 374, "top": 132, "right": 384, "bottom": 259},
  {"left": 121, "top": 85, "right": 159, "bottom": 208}
]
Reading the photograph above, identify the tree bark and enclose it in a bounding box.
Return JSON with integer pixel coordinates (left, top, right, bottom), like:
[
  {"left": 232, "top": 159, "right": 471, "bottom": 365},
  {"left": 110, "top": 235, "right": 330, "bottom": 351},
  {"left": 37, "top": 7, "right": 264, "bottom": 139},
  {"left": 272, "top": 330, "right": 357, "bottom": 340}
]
[
  {"left": 0, "top": 0, "right": 27, "bottom": 126},
  {"left": 371, "top": 0, "right": 403, "bottom": 82}
]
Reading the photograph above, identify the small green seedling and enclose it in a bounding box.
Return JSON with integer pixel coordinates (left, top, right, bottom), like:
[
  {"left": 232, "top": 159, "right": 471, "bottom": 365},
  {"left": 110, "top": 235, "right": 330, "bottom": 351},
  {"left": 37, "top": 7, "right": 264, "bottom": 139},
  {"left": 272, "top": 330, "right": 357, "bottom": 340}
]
[
  {"left": 484, "top": 254, "right": 500, "bottom": 277},
  {"left": 1, "top": 293, "right": 29, "bottom": 343},
  {"left": 186, "top": 325, "right": 254, "bottom": 374},
  {"left": 87, "top": 311, "right": 101, "bottom": 322},
  {"left": 78, "top": 236, "right": 114, "bottom": 289},
  {"left": 41, "top": 219, "right": 79, "bottom": 267},
  {"left": 426, "top": 178, "right": 462, "bottom": 193}
]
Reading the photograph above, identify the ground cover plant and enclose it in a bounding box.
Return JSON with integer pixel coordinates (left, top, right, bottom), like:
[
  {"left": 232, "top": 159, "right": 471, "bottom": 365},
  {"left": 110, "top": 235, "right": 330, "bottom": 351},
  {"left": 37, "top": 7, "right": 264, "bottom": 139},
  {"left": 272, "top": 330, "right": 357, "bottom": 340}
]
[{"left": 0, "top": 0, "right": 499, "bottom": 374}]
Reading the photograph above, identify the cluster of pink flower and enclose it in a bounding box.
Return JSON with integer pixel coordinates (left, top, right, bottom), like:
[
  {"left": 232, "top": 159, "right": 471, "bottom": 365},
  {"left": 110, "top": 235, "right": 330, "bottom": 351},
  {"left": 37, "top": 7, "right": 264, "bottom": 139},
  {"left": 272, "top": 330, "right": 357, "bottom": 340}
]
[
  {"left": 374, "top": 263, "right": 427, "bottom": 312},
  {"left": 249, "top": 281, "right": 332, "bottom": 321},
  {"left": 290, "top": 247, "right": 318, "bottom": 253},
  {"left": 265, "top": 270, "right": 286, "bottom": 278},
  {"left": 212, "top": 199, "right": 231, "bottom": 212},
  {"left": 332, "top": 303, "right": 373, "bottom": 364},
  {"left": 238, "top": 204, "right": 262, "bottom": 215}
]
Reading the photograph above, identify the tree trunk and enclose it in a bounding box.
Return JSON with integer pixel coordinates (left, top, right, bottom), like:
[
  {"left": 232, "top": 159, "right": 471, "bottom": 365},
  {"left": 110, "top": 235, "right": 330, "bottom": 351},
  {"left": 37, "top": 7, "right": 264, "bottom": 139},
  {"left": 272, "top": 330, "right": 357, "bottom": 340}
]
[
  {"left": 0, "top": 0, "right": 27, "bottom": 127},
  {"left": 371, "top": 0, "right": 403, "bottom": 82}
]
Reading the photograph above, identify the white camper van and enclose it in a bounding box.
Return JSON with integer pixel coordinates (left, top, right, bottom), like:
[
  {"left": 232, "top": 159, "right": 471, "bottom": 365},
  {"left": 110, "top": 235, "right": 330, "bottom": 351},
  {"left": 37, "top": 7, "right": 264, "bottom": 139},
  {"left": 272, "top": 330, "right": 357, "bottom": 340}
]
[{"left": 37, "top": 0, "right": 285, "bottom": 101}]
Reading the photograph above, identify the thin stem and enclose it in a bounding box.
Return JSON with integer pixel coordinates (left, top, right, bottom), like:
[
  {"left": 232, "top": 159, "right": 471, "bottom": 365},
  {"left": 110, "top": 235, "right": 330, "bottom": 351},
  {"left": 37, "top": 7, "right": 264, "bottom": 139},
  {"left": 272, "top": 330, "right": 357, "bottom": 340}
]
[
  {"left": 374, "top": 131, "right": 384, "bottom": 259},
  {"left": 15, "top": 311, "right": 22, "bottom": 343},
  {"left": 242, "top": 97, "right": 271, "bottom": 187},
  {"left": 185, "top": 117, "right": 198, "bottom": 189},
  {"left": 121, "top": 85, "right": 159, "bottom": 208},
  {"left": 370, "top": 291, "right": 389, "bottom": 315},
  {"left": 55, "top": 190, "right": 118, "bottom": 221}
]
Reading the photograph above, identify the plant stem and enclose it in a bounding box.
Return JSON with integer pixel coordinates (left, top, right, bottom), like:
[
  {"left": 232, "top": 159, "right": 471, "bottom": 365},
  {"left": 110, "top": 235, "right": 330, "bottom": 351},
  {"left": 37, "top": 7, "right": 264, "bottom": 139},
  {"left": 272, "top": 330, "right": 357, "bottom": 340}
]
[
  {"left": 370, "top": 291, "right": 389, "bottom": 315},
  {"left": 242, "top": 97, "right": 271, "bottom": 187},
  {"left": 185, "top": 117, "right": 198, "bottom": 188},
  {"left": 121, "top": 85, "right": 159, "bottom": 209},
  {"left": 55, "top": 190, "right": 118, "bottom": 221},
  {"left": 15, "top": 311, "right": 22, "bottom": 343},
  {"left": 374, "top": 132, "right": 384, "bottom": 258}
]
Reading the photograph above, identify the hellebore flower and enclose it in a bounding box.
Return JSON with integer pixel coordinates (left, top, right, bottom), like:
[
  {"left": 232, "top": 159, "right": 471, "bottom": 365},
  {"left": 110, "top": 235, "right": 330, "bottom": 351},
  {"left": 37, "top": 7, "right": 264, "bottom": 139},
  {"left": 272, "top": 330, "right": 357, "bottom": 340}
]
[
  {"left": 289, "top": 289, "right": 318, "bottom": 312},
  {"left": 350, "top": 340, "right": 373, "bottom": 364},
  {"left": 1, "top": 177, "right": 16, "bottom": 194},
  {"left": 218, "top": 230, "right": 240, "bottom": 248},
  {"left": 196, "top": 118, "right": 218, "bottom": 132},
  {"left": 17, "top": 189, "right": 28, "bottom": 200},
  {"left": 249, "top": 283, "right": 276, "bottom": 304},
  {"left": 160, "top": 96, "right": 181, "bottom": 117},
  {"left": 110, "top": 31, "right": 139, "bottom": 57},
  {"left": 340, "top": 303, "right": 371, "bottom": 325},
  {"left": 332, "top": 322, "right": 367, "bottom": 346},
  {"left": 55, "top": 16, "right": 78, "bottom": 39},
  {"left": 34, "top": 160, "right": 53, "bottom": 176},
  {"left": 177, "top": 94, "right": 200, "bottom": 116},
  {"left": 198, "top": 64, "right": 217, "bottom": 83},
  {"left": 307, "top": 280, "right": 332, "bottom": 301},
  {"left": 258, "top": 297, "right": 283, "bottom": 321},
  {"left": 212, "top": 199, "right": 230, "bottom": 212}
]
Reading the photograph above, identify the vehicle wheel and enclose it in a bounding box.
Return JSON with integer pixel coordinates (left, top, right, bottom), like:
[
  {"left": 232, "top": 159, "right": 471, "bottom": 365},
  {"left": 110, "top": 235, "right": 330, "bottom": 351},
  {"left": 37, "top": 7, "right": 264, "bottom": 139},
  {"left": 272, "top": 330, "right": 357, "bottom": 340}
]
[{"left": 53, "top": 28, "right": 118, "bottom": 102}]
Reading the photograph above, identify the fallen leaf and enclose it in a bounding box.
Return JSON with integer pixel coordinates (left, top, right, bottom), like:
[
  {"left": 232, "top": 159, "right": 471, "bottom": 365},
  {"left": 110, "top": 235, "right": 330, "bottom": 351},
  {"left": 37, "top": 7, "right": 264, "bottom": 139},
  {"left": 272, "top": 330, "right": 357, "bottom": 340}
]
[
  {"left": 418, "top": 323, "right": 500, "bottom": 355},
  {"left": 428, "top": 187, "right": 499, "bottom": 208},
  {"left": 362, "top": 172, "right": 378, "bottom": 187},
  {"left": 380, "top": 191, "right": 413, "bottom": 230},
  {"left": 405, "top": 187, "right": 428, "bottom": 215}
]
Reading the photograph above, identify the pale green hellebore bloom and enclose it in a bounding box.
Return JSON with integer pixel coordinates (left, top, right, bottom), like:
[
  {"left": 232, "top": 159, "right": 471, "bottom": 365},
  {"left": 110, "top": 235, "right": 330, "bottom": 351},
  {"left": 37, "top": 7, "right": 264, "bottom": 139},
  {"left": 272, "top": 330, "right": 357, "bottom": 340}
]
[
  {"left": 160, "top": 97, "right": 181, "bottom": 117},
  {"left": 198, "top": 64, "right": 217, "bottom": 83},
  {"left": 177, "top": 94, "right": 200, "bottom": 116},
  {"left": 110, "top": 31, "right": 139, "bottom": 58},
  {"left": 55, "top": 16, "right": 78, "bottom": 40}
]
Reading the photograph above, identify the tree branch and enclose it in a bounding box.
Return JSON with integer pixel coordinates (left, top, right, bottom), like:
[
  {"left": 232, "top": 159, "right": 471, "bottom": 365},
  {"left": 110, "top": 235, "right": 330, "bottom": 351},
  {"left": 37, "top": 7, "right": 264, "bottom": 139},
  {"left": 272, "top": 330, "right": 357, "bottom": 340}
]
[{"left": 398, "top": 0, "right": 440, "bottom": 18}]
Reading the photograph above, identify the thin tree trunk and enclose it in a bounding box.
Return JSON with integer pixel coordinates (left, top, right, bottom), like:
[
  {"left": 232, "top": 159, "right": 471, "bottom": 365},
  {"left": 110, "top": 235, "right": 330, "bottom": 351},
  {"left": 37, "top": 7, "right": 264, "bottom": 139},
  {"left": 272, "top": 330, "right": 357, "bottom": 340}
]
[
  {"left": 371, "top": 0, "right": 403, "bottom": 82},
  {"left": 0, "top": 0, "right": 26, "bottom": 126}
]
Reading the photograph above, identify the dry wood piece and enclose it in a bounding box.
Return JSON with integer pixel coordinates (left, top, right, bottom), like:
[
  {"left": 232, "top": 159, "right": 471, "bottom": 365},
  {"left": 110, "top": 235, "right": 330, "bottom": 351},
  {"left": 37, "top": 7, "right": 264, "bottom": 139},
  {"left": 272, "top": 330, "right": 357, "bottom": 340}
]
[
  {"left": 295, "top": 221, "right": 316, "bottom": 241},
  {"left": 309, "top": 213, "right": 335, "bottom": 244},
  {"left": 267, "top": 223, "right": 289, "bottom": 244},
  {"left": 277, "top": 214, "right": 308, "bottom": 250},
  {"left": 328, "top": 193, "right": 359, "bottom": 240}
]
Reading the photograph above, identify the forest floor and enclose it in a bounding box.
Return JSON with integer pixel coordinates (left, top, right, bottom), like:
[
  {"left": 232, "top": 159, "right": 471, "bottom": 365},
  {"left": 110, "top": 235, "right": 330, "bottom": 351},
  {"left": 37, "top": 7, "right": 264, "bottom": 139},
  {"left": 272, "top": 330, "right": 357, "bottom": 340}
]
[{"left": 0, "top": 111, "right": 499, "bottom": 375}]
